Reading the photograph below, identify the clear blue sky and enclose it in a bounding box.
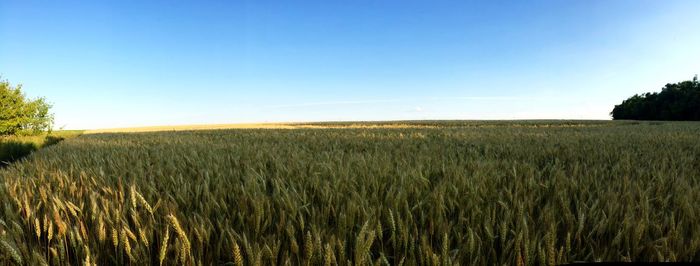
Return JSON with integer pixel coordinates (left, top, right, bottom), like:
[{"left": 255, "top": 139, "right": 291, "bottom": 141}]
[{"left": 1, "top": 1, "right": 699, "bottom": 129}]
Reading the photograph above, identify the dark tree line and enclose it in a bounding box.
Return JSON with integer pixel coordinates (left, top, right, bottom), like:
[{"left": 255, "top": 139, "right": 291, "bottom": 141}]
[{"left": 611, "top": 76, "right": 700, "bottom": 121}]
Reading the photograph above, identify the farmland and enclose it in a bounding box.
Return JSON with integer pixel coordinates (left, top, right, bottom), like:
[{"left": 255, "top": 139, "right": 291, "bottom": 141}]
[{"left": 0, "top": 121, "right": 699, "bottom": 265}]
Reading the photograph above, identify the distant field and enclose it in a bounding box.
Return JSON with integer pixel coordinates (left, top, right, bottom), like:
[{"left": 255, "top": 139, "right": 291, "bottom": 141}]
[
  {"left": 84, "top": 123, "right": 298, "bottom": 133},
  {"left": 1, "top": 121, "right": 699, "bottom": 264},
  {"left": 84, "top": 120, "right": 616, "bottom": 133}
]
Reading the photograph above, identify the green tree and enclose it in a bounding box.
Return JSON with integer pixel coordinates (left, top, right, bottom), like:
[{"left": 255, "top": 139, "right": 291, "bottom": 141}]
[
  {"left": 0, "top": 78, "right": 54, "bottom": 135},
  {"left": 611, "top": 76, "right": 700, "bottom": 121}
]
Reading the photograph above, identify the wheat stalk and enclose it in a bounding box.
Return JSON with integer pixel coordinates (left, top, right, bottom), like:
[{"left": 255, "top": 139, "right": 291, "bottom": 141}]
[
  {"left": 167, "top": 214, "right": 190, "bottom": 262},
  {"left": 159, "top": 226, "right": 170, "bottom": 266},
  {"left": 0, "top": 239, "right": 22, "bottom": 265},
  {"left": 232, "top": 239, "right": 243, "bottom": 266},
  {"left": 122, "top": 229, "right": 133, "bottom": 261}
]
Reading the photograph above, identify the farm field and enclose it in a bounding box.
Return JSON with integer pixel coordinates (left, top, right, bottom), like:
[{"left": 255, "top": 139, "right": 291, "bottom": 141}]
[{"left": 0, "top": 120, "right": 699, "bottom": 265}]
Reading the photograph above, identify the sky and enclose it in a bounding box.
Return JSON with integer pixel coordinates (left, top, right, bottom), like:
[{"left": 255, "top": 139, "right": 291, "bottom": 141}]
[{"left": 1, "top": 0, "right": 699, "bottom": 129}]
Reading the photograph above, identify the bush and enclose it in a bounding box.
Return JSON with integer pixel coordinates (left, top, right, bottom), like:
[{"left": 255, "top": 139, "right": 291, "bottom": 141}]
[{"left": 0, "top": 77, "right": 54, "bottom": 135}]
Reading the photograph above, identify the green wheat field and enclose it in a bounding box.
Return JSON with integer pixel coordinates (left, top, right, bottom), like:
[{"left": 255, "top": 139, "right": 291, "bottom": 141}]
[{"left": 1, "top": 120, "right": 699, "bottom": 265}]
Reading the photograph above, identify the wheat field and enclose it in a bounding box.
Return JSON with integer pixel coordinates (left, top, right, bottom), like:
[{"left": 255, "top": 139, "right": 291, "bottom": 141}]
[{"left": 0, "top": 121, "right": 699, "bottom": 265}]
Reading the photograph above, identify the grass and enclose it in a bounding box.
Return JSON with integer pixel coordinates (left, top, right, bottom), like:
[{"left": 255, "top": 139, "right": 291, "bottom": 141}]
[
  {"left": 0, "top": 121, "right": 699, "bottom": 264},
  {"left": 0, "top": 131, "right": 83, "bottom": 166}
]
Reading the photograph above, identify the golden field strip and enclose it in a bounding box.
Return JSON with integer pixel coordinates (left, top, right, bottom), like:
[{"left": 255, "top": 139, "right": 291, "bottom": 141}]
[
  {"left": 84, "top": 123, "right": 300, "bottom": 133},
  {"left": 84, "top": 123, "right": 448, "bottom": 133},
  {"left": 84, "top": 120, "right": 608, "bottom": 133},
  {"left": 1, "top": 120, "right": 699, "bottom": 265}
]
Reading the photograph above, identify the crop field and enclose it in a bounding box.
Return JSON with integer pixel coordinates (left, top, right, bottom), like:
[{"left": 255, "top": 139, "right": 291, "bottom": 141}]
[{"left": 0, "top": 121, "right": 699, "bottom": 265}]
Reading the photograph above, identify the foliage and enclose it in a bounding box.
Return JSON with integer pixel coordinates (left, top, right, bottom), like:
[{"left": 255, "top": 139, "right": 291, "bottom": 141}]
[
  {"left": 611, "top": 76, "right": 700, "bottom": 120},
  {"left": 0, "top": 121, "right": 699, "bottom": 265},
  {"left": 0, "top": 78, "right": 54, "bottom": 136},
  {"left": 0, "top": 131, "right": 82, "bottom": 166}
]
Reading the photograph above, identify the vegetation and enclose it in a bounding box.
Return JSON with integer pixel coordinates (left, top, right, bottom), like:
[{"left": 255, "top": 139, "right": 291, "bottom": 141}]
[
  {"left": 0, "top": 121, "right": 699, "bottom": 265},
  {"left": 0, "top": 131, "right": 83, "bottom": 166},
  {"left": 0, "top": 78, "right": 54, "bottom": 136},
  {"left": 611, "top": 76, "right": 700, "bottom": 121},
  {"left": 0, "top": 77, "right": 60, "bottom": 165}
]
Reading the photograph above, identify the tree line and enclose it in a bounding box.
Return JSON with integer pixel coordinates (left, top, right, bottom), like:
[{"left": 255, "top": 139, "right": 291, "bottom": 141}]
[
  {"left": 0, "top": 78, "right": 54, "bottom": 135},
  {"left": 611, "top": 76, "right": 700, "bottom": 121}
]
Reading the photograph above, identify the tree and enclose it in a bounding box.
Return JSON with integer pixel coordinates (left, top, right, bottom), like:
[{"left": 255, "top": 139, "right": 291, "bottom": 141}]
[
  {"left": 0, "top": 77, "right": 54, "bottom": 135},
  {"left": 611, "top": 76, "right": 700, "bottom": 121}
]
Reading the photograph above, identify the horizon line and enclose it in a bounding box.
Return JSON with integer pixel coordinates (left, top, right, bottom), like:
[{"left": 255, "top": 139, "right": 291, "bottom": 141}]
[{"left": 80, "top": 118, "right": 616, "bottom": 133}]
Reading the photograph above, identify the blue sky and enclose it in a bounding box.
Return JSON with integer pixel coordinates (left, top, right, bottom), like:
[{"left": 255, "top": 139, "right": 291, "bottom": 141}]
[{"left": 1, "top": 0, "right": 699, "bottom": 129}]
